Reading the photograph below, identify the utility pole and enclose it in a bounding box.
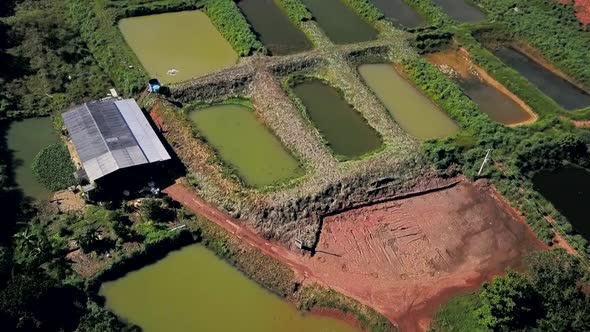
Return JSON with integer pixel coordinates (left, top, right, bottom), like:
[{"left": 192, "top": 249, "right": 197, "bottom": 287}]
[{"left": 477, "top": 149, "right": 493, "bottom": 176}]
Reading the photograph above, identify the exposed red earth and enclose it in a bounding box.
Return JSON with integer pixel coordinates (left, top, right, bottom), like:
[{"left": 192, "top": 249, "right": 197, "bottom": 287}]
[
  {"left": 164, "top": 180, "right": 545, "bottom": 332},
  {"left": 560, "top": 0, "right": 590, "bottom": 26}
]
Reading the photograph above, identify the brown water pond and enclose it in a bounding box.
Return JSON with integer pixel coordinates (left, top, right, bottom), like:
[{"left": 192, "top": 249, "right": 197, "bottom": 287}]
[{"left": 427, "top": 49, "right": 536, "bottom": 126}]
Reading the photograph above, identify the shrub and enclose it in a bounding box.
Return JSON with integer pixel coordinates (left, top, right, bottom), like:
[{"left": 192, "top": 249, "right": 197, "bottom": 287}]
[
  {"left": 340, "top": 0, "right": 384, "bottom": 23},
  {"left": 202, "top": 0, "right": 265, "bottom": 56},
  {"left": 275, "top": 0, "right": 312, "bottom": 23},
  {"left": 32, "top": 143, "right": 76, "bottom": 191}
]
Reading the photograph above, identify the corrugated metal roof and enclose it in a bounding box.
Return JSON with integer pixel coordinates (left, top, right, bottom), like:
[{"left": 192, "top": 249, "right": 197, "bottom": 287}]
[{"left": 62, "top": 98, "right": 171, "bottom": 182}]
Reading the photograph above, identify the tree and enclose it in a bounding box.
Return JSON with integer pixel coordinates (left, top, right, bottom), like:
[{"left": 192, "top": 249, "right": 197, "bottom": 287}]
[
  {"left": 478, "top": 271, "right": 543, "bottom": 331},
  {"left": 139, "top": 198, "right": 173, "bottom": 223},
  {"left": 526, "top": 250, "right": 590, "bottom": 331},
  {"left": 75, "top": 226, "right": 100, "bottom": 254}
]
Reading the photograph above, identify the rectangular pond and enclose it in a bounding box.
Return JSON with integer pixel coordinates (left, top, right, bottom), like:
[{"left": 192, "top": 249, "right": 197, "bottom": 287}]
[
  {"left": 492, "top": 47, "right": 590, "bottom": 110},
  {"left": 189, "top": 104, "right": 303, "bottom": 188},
  {"left": 237, "top": 0, "right": 312, "bottom": 55},
  {"left": 300, "top": 0, "right": 378, "bottom": 44},
  {"left": 427, "top": 50, "right": 535, "bottom": 126},
  {"left": 100, "top": 245, "right": 359, "bottom": 332},
  {"left": 119, "top": 10, "right": 238, "bottom": 84},
  {"left": 292, "top": 79, "right": 383, "bottom": 159},
  {"left": 370, "top": 0, "right": 424, "bottom": 28},
  {"left": 3, "top": 117, "right": 58, "bottom": 200},
  {"left": 358, "top": 63, "right": 459, "bottom": 139},
  {"left": 532, "top": 166, "right": 590, "bottom": 241},
  {"left": 431, "top": 0, "right": 485, "bottom": 22}
]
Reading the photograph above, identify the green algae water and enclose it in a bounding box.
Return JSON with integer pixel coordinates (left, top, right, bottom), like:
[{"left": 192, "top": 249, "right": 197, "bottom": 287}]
[
  {"left": 292, "top": 79, "right": 382, "bottom": 159},
  {"left": 5, "top": 117, "right": 58, "bottom": 200},
  {"left": 301, "top": 0, "right": 377, "bottom": 44},
  {"left": 119, "top": 11, "right": 238, "bottom": 84},
  {"left": 358, "top": 64, "right": 459, "bottom": 139},
  {"left": 100, "top": 245, "right": 359, "bottom": 332},
  {"left": 189, "top": 104, "right": 302, "bottom": 187},
  {"left": 237, "top": 0, "right": 312, "bottom": 55}
]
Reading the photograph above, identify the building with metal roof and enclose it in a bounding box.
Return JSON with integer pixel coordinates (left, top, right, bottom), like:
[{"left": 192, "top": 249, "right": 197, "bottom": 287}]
[{"left": 62, "top": 98, "right": 171, "bottom": 183}]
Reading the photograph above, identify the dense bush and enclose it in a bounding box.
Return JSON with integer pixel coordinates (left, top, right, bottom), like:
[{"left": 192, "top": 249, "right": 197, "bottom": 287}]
[
  {"left": 66, "top": 0, "right": 147, "bottom": 95},
  {"left": 32, "top": 143, "right": 76, "bottom": 192},
  {"left": 202, "top": 0, "right": 265, "bottom": 56},
  {"left": 0, "top": 0, "right": 112, "bottom": 119},
  {"left": 275, "top": 0, "right": 312, "bottom": 23},
  {"left": 433, "top": 250, "right": 590, "bottom": 332},
  {"left": 340, "top": 0, "right": 384, "bottom": 23}
]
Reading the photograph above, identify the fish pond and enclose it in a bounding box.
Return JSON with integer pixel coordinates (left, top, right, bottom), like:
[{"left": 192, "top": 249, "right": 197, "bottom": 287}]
[
  {"left": 532, "top": 166, "right": 590, "bottom": 241},
  {"left": 358, "top": 63, "right": 459, "bottom": 139},
  {"left": 370, "top": 0, "right": 424, "bottom": 28},
  {"left": 427, "top": 51, "right": 534, "bottom": 126},
  {"left": 100, "top": 245, "right": 359, "bottom": 332},
  {"left": 237, "top": 0, "right": 312, "bottom": 55},
  {"left": 492, "top": 47, "right": 590, "bottom": 110},
  {"left": 300, "top": 0, "right": 378, "bottom": 44},
  {"left": 431, "top": 0, "right": 485, "bottom": 22},
  {"left": 189, "top": 104, "right": 303, "bottom": 188},
  {"left": 4, "top": 117, "right": 58, "bottom": 200},
  {"left": 292, "top": 79, "right": 382, "bottom": 159},
  {"left": 119, "top": 11, "right": 238, "bottom": 84}
]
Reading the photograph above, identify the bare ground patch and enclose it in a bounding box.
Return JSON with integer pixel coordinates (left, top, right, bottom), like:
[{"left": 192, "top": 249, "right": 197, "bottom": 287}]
[{"left": 304, "top": 181, "right": 544, "bottom": 331}]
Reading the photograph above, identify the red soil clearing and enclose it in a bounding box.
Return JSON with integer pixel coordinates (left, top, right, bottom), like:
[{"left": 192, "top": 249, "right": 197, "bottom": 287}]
[
  {"left": 165, "top": 181, "right": 545, "bottom": 332},
  {"left": 560, "top": 0, "right": 590, "bottom": 26}
]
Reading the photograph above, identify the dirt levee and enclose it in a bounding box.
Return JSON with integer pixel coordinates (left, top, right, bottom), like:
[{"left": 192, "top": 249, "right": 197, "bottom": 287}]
[{"left": 304, "top": 181, "right": 543, "bottom": 331}]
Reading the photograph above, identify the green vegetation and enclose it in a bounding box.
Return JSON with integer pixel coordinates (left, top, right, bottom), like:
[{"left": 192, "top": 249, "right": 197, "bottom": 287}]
[
  {"left": 32, "top": 143, "right": 76, "bottom": 191},
  {"left": 275, "top": 0, "right": 312, "bottom": 23},
  {"left": 431, "top": 293, "right": 487, "bottom": 332},
  {"left": 473, "top": 0, "right": 590, "bottom": 88},
  {"left": 201, "top": 0, "right": 265, "bottom": 56},
  {"left": 0, "top": 0, "right": 111, "bottom": 120},
  {"left": 432, "top": 250, "right": 590, "bottom": 332},
  {"left": 340, "top": 0, "right": 384, "bottom": 23}
]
